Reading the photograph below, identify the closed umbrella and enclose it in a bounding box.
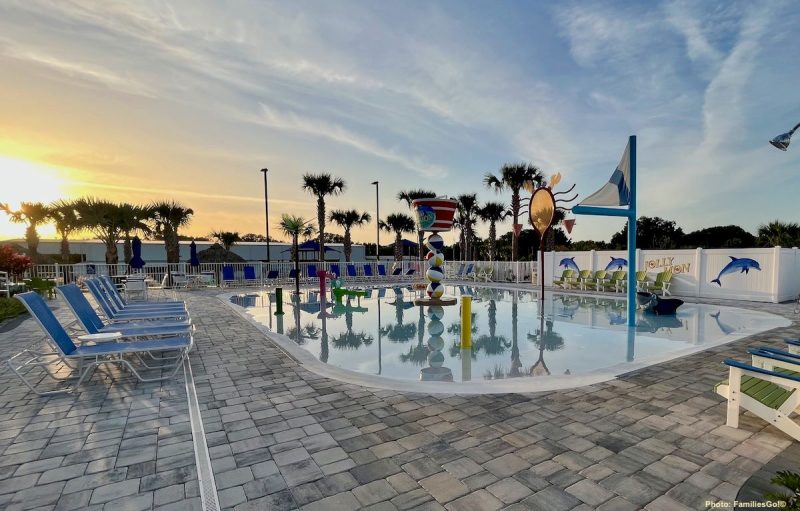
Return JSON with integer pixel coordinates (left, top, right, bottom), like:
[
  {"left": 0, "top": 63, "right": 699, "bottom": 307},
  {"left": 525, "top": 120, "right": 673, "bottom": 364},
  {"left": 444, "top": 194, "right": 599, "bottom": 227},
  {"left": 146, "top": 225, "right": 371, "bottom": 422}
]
[
  {"left": 189, "top": 241, "right": 200, "bottom": 267},
  {"left": 129, "top": 236, "right": 145, "bottom": 269}
]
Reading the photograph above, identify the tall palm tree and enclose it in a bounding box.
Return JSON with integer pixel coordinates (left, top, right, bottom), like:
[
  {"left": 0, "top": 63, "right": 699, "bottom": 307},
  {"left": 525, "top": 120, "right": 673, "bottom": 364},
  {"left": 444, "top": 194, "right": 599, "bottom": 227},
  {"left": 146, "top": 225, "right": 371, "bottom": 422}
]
[
  {"left": 757, "top": 220, "right": 800, "bottom": 247},
  {"left": 484, "top": 163, "right": 543, "bottom": 261},
  {"left": 119, "top": 203, "right": 155, "bottom": 264},
  {"left": 74, "top": 198, "right": 125, "bottom": 265},
  {"left": 279, "top": 214, "right": 314, "bottom": 295},
  {"left": 380, "top": 213, "right": 415, "bottom": 261},
  {"left": 153, "top": 202, "right": 194, "bottom": 264},
  {"left": 47, "top": 200, "right": 81, "bottom": 263},
  {"left": 456, "top": 194, "right": 480, "bottom": 261},
  {"left": 397, "top": 189, "right": 436, "bottom": 261},
  {"left": 0, "top": 202, "right": 50, "bottom": 263},
  {"left": 479, "top": 201, "right": 510, "bottom": 261},
  {"left": 302, "top": 173, "right": 346, "bottom": 261},
  {"left": 211, "top": 231, "right": 242, "bottom": 252},
  {"left": 329, "top": 209, "right": 371, "bottom": 262}
]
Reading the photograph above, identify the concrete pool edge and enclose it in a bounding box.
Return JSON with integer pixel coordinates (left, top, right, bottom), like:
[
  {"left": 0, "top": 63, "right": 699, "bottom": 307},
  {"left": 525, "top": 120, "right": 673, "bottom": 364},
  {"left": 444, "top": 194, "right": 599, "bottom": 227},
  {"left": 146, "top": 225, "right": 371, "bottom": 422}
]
[{"left": 218, "top": 289, "right": 792, "bottom": 395}]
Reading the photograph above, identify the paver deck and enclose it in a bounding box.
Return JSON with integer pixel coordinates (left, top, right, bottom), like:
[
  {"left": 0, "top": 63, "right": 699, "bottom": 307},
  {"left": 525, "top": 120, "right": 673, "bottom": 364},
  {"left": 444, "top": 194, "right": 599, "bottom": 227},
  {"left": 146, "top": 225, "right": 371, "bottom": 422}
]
[{"left": 0, "top": 287, "right": 798, "bottom": 510}]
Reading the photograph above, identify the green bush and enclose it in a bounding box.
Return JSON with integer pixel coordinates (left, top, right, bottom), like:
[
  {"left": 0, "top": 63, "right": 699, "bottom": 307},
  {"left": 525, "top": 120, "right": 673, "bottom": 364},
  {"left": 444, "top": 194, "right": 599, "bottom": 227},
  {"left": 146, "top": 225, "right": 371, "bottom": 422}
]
[{"left": 0, "top": 297, "right": 26, "bottom": 322}]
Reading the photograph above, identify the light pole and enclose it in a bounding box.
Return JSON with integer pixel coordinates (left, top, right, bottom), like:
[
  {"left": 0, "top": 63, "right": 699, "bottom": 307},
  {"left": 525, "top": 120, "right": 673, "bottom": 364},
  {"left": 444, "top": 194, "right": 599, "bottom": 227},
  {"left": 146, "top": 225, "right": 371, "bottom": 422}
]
[
  {"left": 372, "top": 181, "right": 380, "bottom": 261},
  {"left": 260, "top": 168, "right": 270, "bottom": 261}
]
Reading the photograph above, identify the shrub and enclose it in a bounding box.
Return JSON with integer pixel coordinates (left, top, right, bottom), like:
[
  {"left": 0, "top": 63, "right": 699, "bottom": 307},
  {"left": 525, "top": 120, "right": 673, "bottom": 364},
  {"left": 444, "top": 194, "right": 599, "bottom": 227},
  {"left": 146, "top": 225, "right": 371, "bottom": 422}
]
[{"left": 0, "top": 245, "right": 32, "bottom": 279}]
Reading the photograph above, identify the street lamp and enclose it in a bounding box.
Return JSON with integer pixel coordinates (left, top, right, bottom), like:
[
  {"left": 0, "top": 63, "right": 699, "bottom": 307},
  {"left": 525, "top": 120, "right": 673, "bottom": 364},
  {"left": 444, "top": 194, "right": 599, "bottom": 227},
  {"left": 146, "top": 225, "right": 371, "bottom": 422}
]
[
  {"left": 770, "top": 122, "right": 800, "bottom": 151},
  {"left": 372, "top": 181, "right": 380, "bottom": 261},
  {"left": 260, "top": 168, "right": 270, "bottom": 261}
]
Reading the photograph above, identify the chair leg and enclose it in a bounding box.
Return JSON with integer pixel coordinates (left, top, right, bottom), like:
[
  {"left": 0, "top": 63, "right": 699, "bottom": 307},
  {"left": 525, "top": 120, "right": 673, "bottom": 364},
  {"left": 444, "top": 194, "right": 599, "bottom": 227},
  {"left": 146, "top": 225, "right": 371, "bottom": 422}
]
[{"left": 726, "top": 368, "right": 742, "bottom": 428}]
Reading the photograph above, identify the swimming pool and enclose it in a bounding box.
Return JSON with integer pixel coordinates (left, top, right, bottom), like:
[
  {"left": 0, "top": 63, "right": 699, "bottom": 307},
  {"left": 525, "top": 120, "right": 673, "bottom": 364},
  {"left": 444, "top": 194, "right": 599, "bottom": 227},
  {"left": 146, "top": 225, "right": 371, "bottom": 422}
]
[{"left": 225, "top": 285, "right": 790, "bottom": 392}]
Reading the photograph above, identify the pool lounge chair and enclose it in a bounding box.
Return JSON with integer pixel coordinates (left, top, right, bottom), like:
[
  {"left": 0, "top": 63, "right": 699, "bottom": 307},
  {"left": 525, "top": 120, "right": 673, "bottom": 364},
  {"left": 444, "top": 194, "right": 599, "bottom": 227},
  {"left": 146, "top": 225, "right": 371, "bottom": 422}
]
[
  {"left": 307, "top": 265, "right": 319, "bottom": 283},
  {"left": 265, "top": 270, "right": 280, "bottom": 286},
  {"left": 85, "top": 280, "right": 188, "bottom": 322},
  {"left": 403, "top": 268, "right": 417, "bottom": 281},
  {"left": 346, "top": 264, "right": 360, "bottom": 282},
  {"left": 221, "top": 266, "right": 236, "bottom": 287},
  {"left": 57, "top": 284, "right": 192, "bottom": 339},
  {"left": 363, "top": 264, "right": 375, "bottom": 281},
  {"left": 10, "top": 292, "right": 192, "bottom": 395},
  {"left": 330, "top": 264, "right": 342, "bottom": 280},
  {"left": 553, "top": 270, "right": 575, "bottom": 289},
  {"left": 601, "top": 271, "right": 626, "bottom": 293},
  {"left": 377, "top": 264, "right": 388, "bottom": 280},
  {"left": 243, "top": 265, "right": 259, "bottom": 286},
  {"left": 714, "top": 350, "right": 800, "bottom": 441},
  {"left": 448, "top": 264, "right": 466, "bottom": 279},
  {"left": 584, "top": 270, "right": 607, "bottom": 292},
  {"left": 576, "top": 270, "right": 592, "bottom": 290},
  {"left": 650, "top": 271, "right": 673, "bottom": 296},
  {"left": 96, "top": 277, "right": 185, "bottom": 313},
  {"left": 389, "top": 267, "right": 403, "bottom": 280},
  {"left": 476, "top": 266, "right": 493, "bottom": 282},
  {"left": 636, "top": 271, "right": 649, "bottom": 291},
  {"left": 98, "top": 276, "right": 184, "bottom": 309}
]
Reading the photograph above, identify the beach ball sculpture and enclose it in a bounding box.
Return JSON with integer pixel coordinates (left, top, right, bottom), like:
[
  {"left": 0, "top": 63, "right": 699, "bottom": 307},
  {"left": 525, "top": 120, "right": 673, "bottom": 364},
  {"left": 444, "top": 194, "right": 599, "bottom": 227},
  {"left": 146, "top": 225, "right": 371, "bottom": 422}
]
[{"left": 411, "top": 197, "right": 459, "bottom": 306}]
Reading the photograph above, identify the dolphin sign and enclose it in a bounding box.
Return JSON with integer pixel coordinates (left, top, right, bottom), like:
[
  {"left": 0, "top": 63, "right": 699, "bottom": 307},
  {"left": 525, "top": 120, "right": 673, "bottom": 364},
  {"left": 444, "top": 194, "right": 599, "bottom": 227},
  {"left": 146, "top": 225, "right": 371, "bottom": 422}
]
[
  {"left": 604, "top": 256, "right": 628, "bottom": 271},
  {"left": 559, "top": 257, "right": 580, "bottom": 272},
  {"left": 711, "top": 257, "right": 761, "bottom": 286}
]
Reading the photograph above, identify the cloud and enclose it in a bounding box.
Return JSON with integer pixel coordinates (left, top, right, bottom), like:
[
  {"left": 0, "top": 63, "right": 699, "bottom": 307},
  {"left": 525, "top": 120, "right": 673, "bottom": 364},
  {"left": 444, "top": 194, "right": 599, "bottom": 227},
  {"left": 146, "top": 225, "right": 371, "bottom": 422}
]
[{"left": 252, "top": 103, "right": 449, "bottom": 179}]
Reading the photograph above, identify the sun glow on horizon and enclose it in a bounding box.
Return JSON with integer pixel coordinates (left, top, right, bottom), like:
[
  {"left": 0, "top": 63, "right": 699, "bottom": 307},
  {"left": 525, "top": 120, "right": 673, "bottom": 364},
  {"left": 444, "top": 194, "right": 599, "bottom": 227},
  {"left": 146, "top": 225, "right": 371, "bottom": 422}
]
[{"left": 0, "top": 156, "right": 77, "bottom": 239}]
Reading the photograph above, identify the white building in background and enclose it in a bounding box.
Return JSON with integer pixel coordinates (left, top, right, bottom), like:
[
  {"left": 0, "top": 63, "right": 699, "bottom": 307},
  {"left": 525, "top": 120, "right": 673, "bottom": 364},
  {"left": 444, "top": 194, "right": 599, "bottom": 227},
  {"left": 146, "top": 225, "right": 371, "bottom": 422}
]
[{"left": 4, "top": 239, "right": 368, "bottom": 263}]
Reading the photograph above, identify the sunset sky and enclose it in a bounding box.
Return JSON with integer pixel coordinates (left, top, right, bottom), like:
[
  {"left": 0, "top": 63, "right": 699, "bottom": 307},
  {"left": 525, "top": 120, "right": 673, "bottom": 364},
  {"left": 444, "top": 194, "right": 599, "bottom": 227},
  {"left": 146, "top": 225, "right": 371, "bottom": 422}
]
[{"left": 1, "top": 0, "right": 799, "bottom": 244}]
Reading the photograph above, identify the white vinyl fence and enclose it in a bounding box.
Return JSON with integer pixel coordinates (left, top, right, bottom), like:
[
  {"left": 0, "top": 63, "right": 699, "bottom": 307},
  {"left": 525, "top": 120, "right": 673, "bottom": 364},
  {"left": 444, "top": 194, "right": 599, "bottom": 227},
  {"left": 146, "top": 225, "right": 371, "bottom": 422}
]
[
  {"left": 24, "top": 247, "right": 797, "bottom": 303},
  {"left": 542, "top": 247, "right": 800, "bottom": 303}
]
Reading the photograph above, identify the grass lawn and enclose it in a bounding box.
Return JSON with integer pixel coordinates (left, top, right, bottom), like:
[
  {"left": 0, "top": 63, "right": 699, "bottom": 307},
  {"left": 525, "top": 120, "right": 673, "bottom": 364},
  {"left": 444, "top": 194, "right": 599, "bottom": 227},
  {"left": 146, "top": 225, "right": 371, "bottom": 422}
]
[{"left": 0, "top": 297, "right": 26, "bottom": 322}]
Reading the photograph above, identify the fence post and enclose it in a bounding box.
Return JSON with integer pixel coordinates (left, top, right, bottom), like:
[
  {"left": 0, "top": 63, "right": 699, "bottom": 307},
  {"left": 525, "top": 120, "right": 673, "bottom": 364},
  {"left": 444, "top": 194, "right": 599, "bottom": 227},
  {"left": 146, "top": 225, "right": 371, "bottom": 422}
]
[
  {"left": 589, "top": 250, "right": 596, "bottom": 272},
  {"left": 772, "top": 246, "right": 781, "bottom": 303},
  {"left": 694, "top": 248, "right": 703, "bottom": 298}
]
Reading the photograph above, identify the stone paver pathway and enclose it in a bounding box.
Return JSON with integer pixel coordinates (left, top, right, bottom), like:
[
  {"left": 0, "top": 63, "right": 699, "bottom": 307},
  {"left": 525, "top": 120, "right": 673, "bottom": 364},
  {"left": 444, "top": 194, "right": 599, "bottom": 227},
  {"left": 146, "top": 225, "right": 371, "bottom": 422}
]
[{"left": 0, "top": 289, "right": 797, "bottom": 510}]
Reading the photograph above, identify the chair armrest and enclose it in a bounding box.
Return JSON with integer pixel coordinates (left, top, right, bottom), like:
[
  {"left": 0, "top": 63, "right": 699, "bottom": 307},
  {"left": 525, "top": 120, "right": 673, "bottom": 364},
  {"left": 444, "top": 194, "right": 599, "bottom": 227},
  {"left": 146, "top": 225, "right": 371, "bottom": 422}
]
[{"left": 723, "top": 358, "right": 800, "bottom": 383}]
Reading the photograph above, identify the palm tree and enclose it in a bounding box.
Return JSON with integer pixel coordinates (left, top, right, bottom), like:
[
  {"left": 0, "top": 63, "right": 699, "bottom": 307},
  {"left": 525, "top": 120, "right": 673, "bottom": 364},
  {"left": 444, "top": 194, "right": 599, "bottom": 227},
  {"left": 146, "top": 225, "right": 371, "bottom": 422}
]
[
  {"left": 119, "top": 203, "right": 155, "bottom": 264},
  {"left": 479, "top": 201, "right": 510, "bottom": 261},
  {"left": 380, "top": 213, "right": 415, "bottom": 261},
  {"left": 279, "top": 214, "right": 314, "bottom": 295},
  {"left": 302, "top": 173, "right": 346, "bottom": 261},
  {"left": 757, "top": 220, "right": 800, "bottom": 247},
  {"left": 153, "top": 202, "right": 194, "bottom": 264},
  {"left": 456, "top": 194, "right": 480, "bottom": 261},
  {"left": 0, "top": 202, "right": 50, "bottom": 263},
  {"left": 47, "top": 200, "right": 81, "bottom": 263},
  {"left": 74, "top": 198, "right": 125, "bottom": 265},
  {"left": 397, "top": 189, "right": 436, "bottom": 261},
  {"left": 329, "top": 209, "right": 371, "bottom": 262},
  {"left": 211, "top": 231, "right": 242, "bottom": 252},
  {"left": 484, "top": 163, "right": 543, "bottom": 261}
]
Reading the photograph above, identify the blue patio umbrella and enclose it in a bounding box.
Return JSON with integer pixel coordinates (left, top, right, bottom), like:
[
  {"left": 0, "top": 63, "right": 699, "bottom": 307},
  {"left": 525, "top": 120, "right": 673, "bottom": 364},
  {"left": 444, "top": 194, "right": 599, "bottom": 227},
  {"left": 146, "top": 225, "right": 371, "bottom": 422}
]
[
  {"left": 129, "top": 236, "right": 145, "bottom": 269},
  {"left": 189, "top": 241, "right": 199, "bottom": 267}
]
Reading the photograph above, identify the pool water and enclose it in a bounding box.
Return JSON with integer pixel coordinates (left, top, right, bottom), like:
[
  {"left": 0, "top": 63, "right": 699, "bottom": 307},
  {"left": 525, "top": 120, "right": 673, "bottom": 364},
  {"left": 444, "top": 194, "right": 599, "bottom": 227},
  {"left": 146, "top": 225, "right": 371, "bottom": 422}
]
[{"left": 230, "top": 285, "right": 789, "bottom": 384}]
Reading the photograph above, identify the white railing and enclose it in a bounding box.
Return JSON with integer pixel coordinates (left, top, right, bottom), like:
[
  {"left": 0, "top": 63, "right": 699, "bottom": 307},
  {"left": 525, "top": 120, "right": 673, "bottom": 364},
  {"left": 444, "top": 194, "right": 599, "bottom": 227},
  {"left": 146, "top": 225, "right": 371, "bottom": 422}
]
[{"left": 24, "top": 259, "right": 538, "bottom": 288}]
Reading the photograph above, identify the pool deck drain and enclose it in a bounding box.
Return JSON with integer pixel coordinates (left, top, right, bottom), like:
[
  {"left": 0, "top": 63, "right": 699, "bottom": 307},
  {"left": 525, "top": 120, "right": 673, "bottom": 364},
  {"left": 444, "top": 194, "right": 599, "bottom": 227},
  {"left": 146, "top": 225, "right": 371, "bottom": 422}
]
[{"left": 184, "top": 356, "right": 221, "bottom": 511}]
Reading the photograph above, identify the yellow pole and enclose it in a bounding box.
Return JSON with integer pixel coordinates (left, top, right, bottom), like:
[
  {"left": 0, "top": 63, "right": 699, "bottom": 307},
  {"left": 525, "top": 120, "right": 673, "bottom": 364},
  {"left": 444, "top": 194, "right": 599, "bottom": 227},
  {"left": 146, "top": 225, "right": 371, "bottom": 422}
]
[{"left": 460, "top": 295, "right": 472, "bottom": 348}]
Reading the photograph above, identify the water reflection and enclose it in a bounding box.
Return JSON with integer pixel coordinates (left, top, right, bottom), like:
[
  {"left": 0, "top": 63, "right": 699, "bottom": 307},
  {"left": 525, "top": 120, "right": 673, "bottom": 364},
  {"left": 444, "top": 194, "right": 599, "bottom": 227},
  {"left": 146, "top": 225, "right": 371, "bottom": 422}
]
[{"left": 232, "top": 285, "right": 787, "bottom": 383}]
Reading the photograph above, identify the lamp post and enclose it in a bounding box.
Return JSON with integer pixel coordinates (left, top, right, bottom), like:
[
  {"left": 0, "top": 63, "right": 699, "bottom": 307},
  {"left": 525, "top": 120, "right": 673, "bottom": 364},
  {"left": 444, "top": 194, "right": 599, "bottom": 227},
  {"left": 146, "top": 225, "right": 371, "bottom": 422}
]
[
  {"left": 372, "top": 181, "right": 380, "bottom": 261},
  {"left": 770, "top": 123, "right": 800, "bottom": 151},
  {"left": 260, "top": 168, "right": 270, "bottom": 261}
]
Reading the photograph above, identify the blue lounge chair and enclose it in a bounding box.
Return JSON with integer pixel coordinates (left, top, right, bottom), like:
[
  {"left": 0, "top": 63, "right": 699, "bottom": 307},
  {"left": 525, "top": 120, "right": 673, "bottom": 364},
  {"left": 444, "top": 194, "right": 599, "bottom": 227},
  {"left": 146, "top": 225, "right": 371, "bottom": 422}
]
[
  {"left": 265, "top": 270, "right": 279, "bottom": 285},
  {"left": 363, "top": 264, "right": 375, "bottom": 281},
  {"left": 307, "top": 265, "right": 319, "bottom": 282},
  {"left": 403, "top": 268, "right": 417, "bottom": 280},
  {"left": 93, "top": 277, "right": 186, "bottom": 313},
  {"left": 288, "top": 268, "right": 298, "bottom": 284},
  {"left": 450, "top": 263, "right": 466, "bottom": 279},
  {"left": 85, "top": 280, "right": 188, "bottom": 322},
  {"left": 464, "top": 264, "right": 475, "bottom": 280},
  {"left": 330, "top": 264, "right": 342, "bottom": 279},
  {"left": 221, "top": 266, "right": 236, "bottom": 287},
  {"left": 98, "top": 276, "right": 184, "bottom": 310},
  {"left": 377, "top": 265, "right": 387, "bottom": 279},
  {"left": 346, "top": 264, "right": 359, "bottom": 281},
  {"left": 57, "top": 284, "right": 191, "bottom": 338},
  {"left": 243, "top": 265, "right": 258, "bottom": 286},
  {"left": 390, "top": 267, "right": 403, "bottom": 280},
  {"left": 10, "top": 292, "right": 192, "bottom": 395}
]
